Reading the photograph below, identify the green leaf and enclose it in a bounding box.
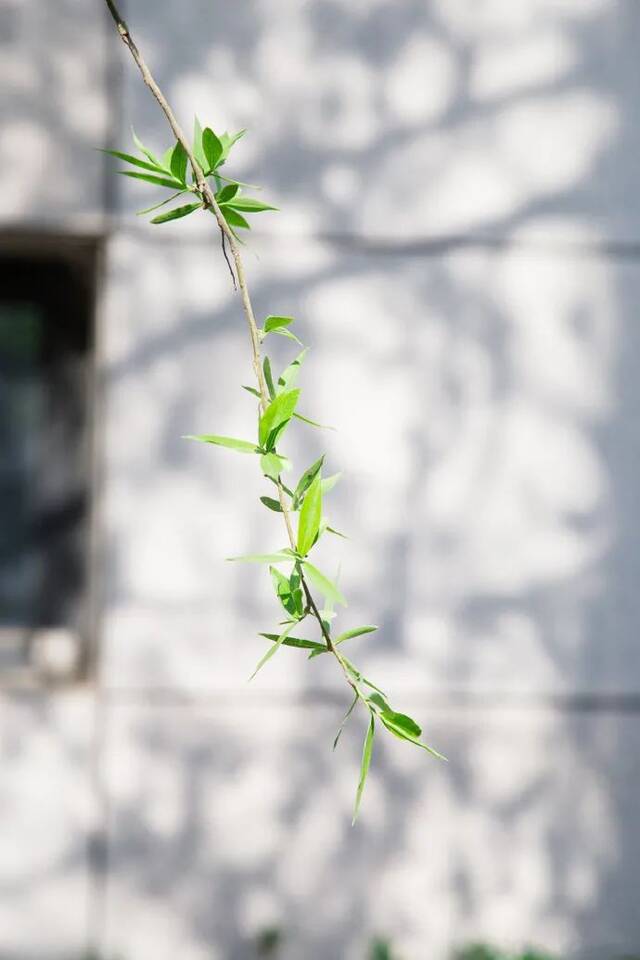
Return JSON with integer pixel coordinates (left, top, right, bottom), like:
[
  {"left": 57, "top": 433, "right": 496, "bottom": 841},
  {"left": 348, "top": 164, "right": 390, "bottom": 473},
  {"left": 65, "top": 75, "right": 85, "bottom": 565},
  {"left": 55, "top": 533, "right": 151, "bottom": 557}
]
[
  {"left": 193, "top": 117, "right": 208, "bottom": 172},
  {"left": 260, "top": 452, "right": 291, "bottom": 481},
  {"left": 270, "top": 566, "right": 304, "bottom": 619},
  {"left": 132, "top": 127, "right": 162, "bottom": 167},
  {"left": 258, "top": 389, "right": 300, "bottom": 450},
  {"left": 321, "top": 473, "right": 342, "bottom": 495},
  {"left": 216, "top": 172, "right": 258, "bottom": 189},
  {"left": 227, "top": 197, "right": 278, "bottom": 213},
  {"left": 368, "top": 692, "right": 391, "bottom": 713},
  {"left": 270, "top": 563, "right": 288, "bottom": 598},
  {"left": 264, "top": 315, "right": 295, "bottom": 333},
  {"left": 203, "top": 127, "right": 223, "bottom": 171},
  {"left": 297, "top": 472, "right": 322, "bottom": 556},
  {"left": 169, "top": 141, "right": 188, "bottom": 184},
  {"left": 249, "top": 621, "right": 297, "bottom": 680},
  {"left": 333, "top": 692, "right": 358, "bottom": 750},
  {"left": 271, "top": 327, "right": 303, "bottom": 345},
  {"left": 221, "top": 206, "right": 251, "bottom": 230},
  {"left": 382, "top": 710, "right": 421, "bottom": 739},
  {"left": 343, "top": 657, "right": 387, "bottom": 697},
  {"left": 293, "top": 411, "right": 334, "bottom": 430},
  {"left": 259, "top": 496, "right": 283, "bottom": 513},
  {"left": 379, "top": 710, "right": 447, "bottom": 761},
  {"left": 219, "top": 129, "right": 246, "bottom": 162},
  {"left": 263, "top": 357, "right": 276, "bottom": 400},
  {"left": 336, "top": 625, "right": 378, "bottom": 645},
  {"left": 308, "top": 624, "right": 377, "bottom": 660},
  {"left": 217, "top": 183, "right": 239, "bottom": 203},
  {"left": 151, "top": 201, "right": 202, "bottom": 224},
  {"left": 161, "top": 145, "right": 174, "bottom": 171},
  {"left": 353, "top": 713, "right": 375, "bottom": 823},
  {"left": 293, "top": 456, "right": 324, "bottom": 508},
  {"left": 227, "top": 552, "right": 292, "bottom": 564},
  {"left": 185, "top": 434, "right": 259, "bottom": 453},
  {"left": 136, "top": 190, "right": 187, "bottom": 216},
  {"left": 102, "top": 148, "right": 164, "bottom": 174},
  {"left": 302, "top": 561, "right": 347, "bottom": 607},
  {"left": 259, "top": 633, "right": 326, "bottom": 654},
  {"left": 278, "top": 348, "right": 308, "bottom": 393},
  {"left": 327, "top": 525, "right": 348, "bottom": 539},
  {"left": 119, "top": 170, "right": 184, "bottom": 190},
  {"left": 242, "top": 385, "right": 261, "bottom": 399}
]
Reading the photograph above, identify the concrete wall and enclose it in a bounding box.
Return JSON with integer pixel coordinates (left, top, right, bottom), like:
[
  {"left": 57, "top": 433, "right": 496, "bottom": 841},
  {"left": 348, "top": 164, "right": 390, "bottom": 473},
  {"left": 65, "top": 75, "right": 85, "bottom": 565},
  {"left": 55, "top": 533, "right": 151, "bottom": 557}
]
[{"left": 2, "top": 1, "right": 640, "bottom": 958}]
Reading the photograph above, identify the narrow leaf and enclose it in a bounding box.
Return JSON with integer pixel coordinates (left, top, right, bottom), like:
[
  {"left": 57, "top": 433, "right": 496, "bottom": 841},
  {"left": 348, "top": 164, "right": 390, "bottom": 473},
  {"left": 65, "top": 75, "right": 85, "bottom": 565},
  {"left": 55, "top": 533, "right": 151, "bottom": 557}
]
[
  {"left": 381, "top": 710, "right": 421, "bottom": 739},
  {"left": 161, "top": 146, "right": 174, "bottom": 171},
  {"left": 132, "top": 127, "right": 162, "bottom": 167},
  {"left": 260, "top": 452, "right": 291, "bottom": 481},
  {"left": 293, "top": 411, "right": 335, "bottom": 430},
  {"left": 260, "top": 496, "right": 283, "bottom": 513},
  {"left": 249, "top": 622, "right": 296, "bottom": 680},
  {"left": 219, "top": 129, "right": 246, "bottom": 161},
  {"left": 263, "top": 357, "right": 276, "bottom": 400},
  {"left": 258, "top": 389, "right": 300, "bottom": 450},
  {"left": 333, "top": 692, "right": 358, "bottom": 750},
  {"left": 293, "top": 456, "right": 324, "bottom": 507},
  {"left": 308, "top": 623, "right": 376, "bottom": 660},
  {"left": 151, "top": 201, "right": 202, "bottom": 224},
  {"left": 368, "top": 692, "right": 391, "bottom": 713},
  {"left": 270, "top": 565, "right": 304, "bottom": 619},
  {"left": 217, "top": 183, "right": 239, "bottom": 203},
  {"left": 343, "top": 658, "right": 387, "bottom": 697},
  {"left": 221, "top": 206, "right": 251, "bottom": 230},
  {"left": 353, "top": 713, "right": 375, "bottom": 823},
  {"left": 297, "top": 472, "right": 322, "bottom": 556},
  {"left": 227, "top": 552, "right": 292, "bottom": 564},
  {"left": 101, "top": 149, "right": 164, "bottom": 174},
  {"left": 264, "top": 315, "right": 295, "bottom": 333},
  {"left": 302, "top": 561, "right": 347, "bottom": 606},
  {"left": 193, "top": 116, "right": 207, "bottom": 172},
  {"left": 272, "top": 327, "right": 303, "bottom": 345},
  {"left": 119, "top": 171, "right": 183, "bottom": 190},
  {"left": 185, "top": 434, "right": 259, "bottom": 453},
  {"left": 278, "top": 349, "right": 308, "bottom": 393},
  {"left": 336, "top": 625, "right": 378, "bottom": 645},
  {"left": 136, "top": 190, "right": 187, "bottom": 216},
  {"left": 242, "top": 385, "right": 261, "bottom": 399},
  {"left": 259, "top": 633, "right": 326, "bottom": 653},
  {"left": 380, "top": 710, "right": 447, "bottom": 761},
  {"left": 227, "top": 197, "right": 278, "bottom": 213},
  {"left": 321, "top": 473, "right": 342, "bottom": 495},
  {"left": 169, "top": 141, "right": 188, "bottom": 184},
  {"left": 327, "top": 525, "right": 348, "bottom": 540},
  {"left": 203, "top": 127, "right": 223, "bottom": 171},
  {"left": 216, "top": 172, "right": 258, "bottom": 189}
]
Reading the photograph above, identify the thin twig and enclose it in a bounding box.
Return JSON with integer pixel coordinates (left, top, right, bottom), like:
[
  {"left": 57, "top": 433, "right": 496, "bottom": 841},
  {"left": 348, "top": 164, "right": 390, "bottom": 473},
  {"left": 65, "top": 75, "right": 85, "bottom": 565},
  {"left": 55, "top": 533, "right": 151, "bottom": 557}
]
[{"left": 103, "top": 0, "right": 356, "bottom": 688}]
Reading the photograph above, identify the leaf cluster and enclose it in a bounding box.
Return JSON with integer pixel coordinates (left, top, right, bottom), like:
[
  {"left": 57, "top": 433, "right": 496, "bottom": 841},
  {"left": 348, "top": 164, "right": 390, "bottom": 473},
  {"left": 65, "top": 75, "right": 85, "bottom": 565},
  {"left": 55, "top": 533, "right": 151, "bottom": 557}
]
[{"left": 104, "top": 120, "right": 276, "bottom": 232}]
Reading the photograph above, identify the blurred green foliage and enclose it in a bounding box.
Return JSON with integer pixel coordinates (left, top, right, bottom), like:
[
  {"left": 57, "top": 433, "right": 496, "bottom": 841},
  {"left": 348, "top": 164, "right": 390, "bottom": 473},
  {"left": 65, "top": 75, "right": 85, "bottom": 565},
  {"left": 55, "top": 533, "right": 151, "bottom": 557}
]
[{"left": 453, "top": 946, "right": 557, "bottom": 960}]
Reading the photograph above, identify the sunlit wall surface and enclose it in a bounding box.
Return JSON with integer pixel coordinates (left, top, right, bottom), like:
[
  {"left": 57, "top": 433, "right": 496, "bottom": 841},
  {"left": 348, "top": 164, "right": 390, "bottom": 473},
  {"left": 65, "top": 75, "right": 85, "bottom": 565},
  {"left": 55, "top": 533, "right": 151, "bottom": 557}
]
[{"left": 1, "top": 2, "right": 639, "bottom": 959}]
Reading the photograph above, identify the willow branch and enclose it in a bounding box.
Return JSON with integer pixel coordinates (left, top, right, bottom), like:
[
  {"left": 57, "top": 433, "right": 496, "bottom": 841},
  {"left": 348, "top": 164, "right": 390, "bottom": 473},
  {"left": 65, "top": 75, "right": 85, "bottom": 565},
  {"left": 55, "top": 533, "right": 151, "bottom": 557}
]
[{"left": 103, "top": 0, "right": 351, "bottom": 675}]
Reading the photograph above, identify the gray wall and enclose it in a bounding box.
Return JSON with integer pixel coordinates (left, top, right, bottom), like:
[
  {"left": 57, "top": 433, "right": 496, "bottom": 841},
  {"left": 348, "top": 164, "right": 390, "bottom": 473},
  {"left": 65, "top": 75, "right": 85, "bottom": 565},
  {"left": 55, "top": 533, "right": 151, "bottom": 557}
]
[{"left": 1, "top": 1, "right": 640, "bottom": 958}]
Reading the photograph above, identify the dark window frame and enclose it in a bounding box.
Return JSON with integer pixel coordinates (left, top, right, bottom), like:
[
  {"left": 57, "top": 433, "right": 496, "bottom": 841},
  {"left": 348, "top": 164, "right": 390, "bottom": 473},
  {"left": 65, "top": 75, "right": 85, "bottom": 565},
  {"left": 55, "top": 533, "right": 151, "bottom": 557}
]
[{"left": 0, "top": 233, "right": 101, "bottom": 687}]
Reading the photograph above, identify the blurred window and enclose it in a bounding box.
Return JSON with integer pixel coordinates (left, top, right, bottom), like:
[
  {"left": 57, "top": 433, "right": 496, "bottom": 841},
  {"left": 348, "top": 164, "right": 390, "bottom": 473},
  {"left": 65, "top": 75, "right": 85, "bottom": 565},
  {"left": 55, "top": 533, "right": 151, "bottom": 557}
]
[{"left": 0, "top": 243, "right": 97, "bottom": 684}]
